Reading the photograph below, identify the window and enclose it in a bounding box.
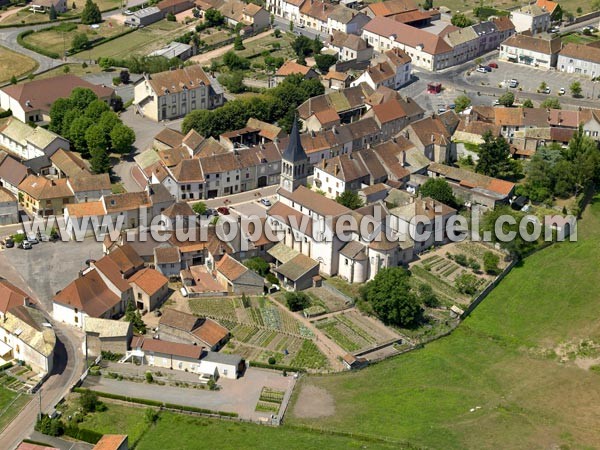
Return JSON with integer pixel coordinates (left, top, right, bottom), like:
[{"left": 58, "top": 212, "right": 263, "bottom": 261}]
[
  {"left": 345, "top": 258, "right": 349, "bottom": 265},
  {"left": 137, "top": 292, "right": 142, "bottom": 300}
]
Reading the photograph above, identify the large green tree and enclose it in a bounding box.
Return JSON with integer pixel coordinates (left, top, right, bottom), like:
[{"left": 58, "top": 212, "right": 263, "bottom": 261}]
[
  {"left": 85, "top": 124, "right": 108, "bottom": 153},
  {"left": 48, "top": 98, "right": 73, "bottom": 133},
  {"left": 498, "top": 91, "right": 515, "bottom": 107},
  {"left": 81, "top": 0, "right": 101, "bottom": 24},
  {"left": 476, "top": 131, "right": 516, "bottom": 179},
  {"left": 69, "top": 116, "right": 94, "bottom": 155},
  {"left": 360, "top": 267, "right": 422, "bottom": 327},
  {"left": 85, "top": 99, "right": 110, "bottom": 120},
  {"left": 336, "top": 191, "right": 364, "bottom": 210},
  {"left": 110, "top": 124, "right": 136, "bottom": 154},
  {"left": 451, "top": 13, "right": 473, "bottom": 27},
  {"left": 418, "top": 178, "right": 458, "bottom": 207},
  {"left": 454, "top": 94, "right": 471, "bottom": 113},
  {"left": 90, "top": 147, "right": 110, "bottom": 174},
  {"left": 314, "top": 54, "right": 337, "bottom": 73}
]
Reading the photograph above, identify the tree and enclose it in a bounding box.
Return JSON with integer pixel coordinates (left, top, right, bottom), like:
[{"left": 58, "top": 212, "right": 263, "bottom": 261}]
[
  {"left": 204, "top": 8, "right": 224, "bottom": 26},
  {"left": 540, "top": 97, "right": 561, "bottom": 109},
  {"left": 98, "top": 111, "right": 120, "bottom": 134},
  {"left": 70, "top": 87, "right": 98, "bottom": 110},
  {"left": 90, "top": 147, "right": 110, "bottom": 174},
  {"left": 233, "top": 34, "right": 244, "bottom": 51},
  {"left": 119, "top": 70, "right": 130, "bottom": 84},
  {"left": 538, "top": 81, "right": 547, "bottom": 92},
  {"left": 145, "top": 371, "right": 154, "bottom": 383},
  {"left": 314, "top": 54, "right": 337, "bottom": 73},
  {"left": 69, "top": 117, "right": 94, "bottom": 155},
  {"left": 451, "top": 13, "right": 473, "bottom": 28},
  {"left": 455, "top": 273, "right": 478, "bottom": 295},
  {"left": 483, "top": 251, "right": 500, "bottom": 275},
  {"left": 111, "top": 95, "right": 124, "bottom": 112},
  {"left": 218, "top": 71, "right": 246, "bottom": 93},
  {"left": 289, "top": 20, "right": 294, "bottom": 32},
  {"left": 522, "top": 99, "right": 534, "bottom": 108},
  {"left": 110, "top": 124, "right": 135, "bottom": 154},
  {"left": 285, "top": 292, "right": 310, "bottom": 312},
  {"left": 222, "top": 51, "right": 250, "bottom": 70},
  {"left": 192, "top": 201, "right": 207, "bottom": 215},
  {"left": 244, "top": 256, "right": 270, "bottom": 277},
  {"left": 81, "top": 0, "right": 101, "bottom": 25},
  {"left": 264, "top": 55, "right": 284, "bottom": 71},
  {"left": 292, "top": 35, "right": 314, "bottom": 59},
  {"left": 336, "top": 191, "right": 364, "bottom": 210},
  {"left": 360, "top": 267, "right": 422, "bottom": 327},
  {"left": 418, "top": 283, "right": 439, "bottom": 308},
  {"left": 480, "top": 206, "right": 538, "bottom": 259},
  {"left": 498, "top": 91, "right": 514, "bottom": 107},
  {"left": 312, "top": 36, "right": 323, "bottom": 55},
  {"left": 85, "top": 99, "right": 110, "bottom": 120},
  {"left": 79, "top": 389, "right": 101, "bottom": 413},
  {"left": 476, "top": 131, "right": 516, "bottom": 179},
  {"left": 166, "top": 12, "right": 176, "bottom": 21},
  {"left": 9, "top": 75, "right": 16, "bottom": 85},
  {"left": 145, "top": 408, "right": 159, "bottom": 424},
  {"left": 423, "top": 0, "right": 433, "bottom": 9},
  {"left": 274, "top": 28, "right": 281, "bottom": 38},
  {"left": 125, "top": 299, "right": 147, "bottom": 333},
  {"left": 454, "top": 94, "right": 471, "bottom": 113},
  {"left": 85, "top": 124, "right": 107, "bottom": 153},
  {"left": 418, "top": 178, "right": 458, "bottom": 207},
  {"left": 570, "top": 81, "right": 582, "bottom": 97},
  {"left": 49, "top": 4, "right": 57, "bottom": 20}
]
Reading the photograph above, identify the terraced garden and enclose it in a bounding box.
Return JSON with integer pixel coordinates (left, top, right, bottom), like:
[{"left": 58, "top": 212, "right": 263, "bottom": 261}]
[{"left": 255, "top": 387, "right": 285, "bottom": 414}]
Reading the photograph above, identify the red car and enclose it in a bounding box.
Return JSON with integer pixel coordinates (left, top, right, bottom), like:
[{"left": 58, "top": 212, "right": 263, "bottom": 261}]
[
  {"left": 217, "top": 207, "right": 230, "bottom": 215},
  {"left": 488, "top": 62, "right": 498, "bottom": 69}
]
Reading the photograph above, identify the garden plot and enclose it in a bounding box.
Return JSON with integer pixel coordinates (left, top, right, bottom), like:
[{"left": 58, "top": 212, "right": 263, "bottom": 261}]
[
  {"left": 189, "top": 297, "right": 237, "bottom": 321},
  {"left": 255, "top": 387, "right": 285, "bottom": 414},
  {"left": 306, "top": 287, "right": 351, "bottom": 313}
]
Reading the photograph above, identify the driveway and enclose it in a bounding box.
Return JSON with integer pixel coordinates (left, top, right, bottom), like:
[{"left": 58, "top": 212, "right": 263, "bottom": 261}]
[{"left": 83, "top": 367, "right": 295, "bottom": 421}]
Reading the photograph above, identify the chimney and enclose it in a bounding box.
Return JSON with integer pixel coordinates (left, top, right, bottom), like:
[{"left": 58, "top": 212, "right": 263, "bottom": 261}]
[
  {"left": 321, "top": 158, "right": 326, "bottom": 169},
  {"left": 334, "top": 164, "right": 339, "bottom": 175},
  {"left": 431, "top": 134, "right": 435, "bottom": 143}
]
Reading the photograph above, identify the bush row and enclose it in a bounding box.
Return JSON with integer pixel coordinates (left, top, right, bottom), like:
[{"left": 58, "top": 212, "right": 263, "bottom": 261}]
[
  {"left": 72, "top": 388, "right": 238, "bottom": 417},
  {"left": 0, "top": 361, "right": 14, "bottom": 371},
  {"left": 17, "top": 30, "right": 60, "bottom": 59},
  {"left": 64, "top": 424, "right": 103, "bottom": 444}
]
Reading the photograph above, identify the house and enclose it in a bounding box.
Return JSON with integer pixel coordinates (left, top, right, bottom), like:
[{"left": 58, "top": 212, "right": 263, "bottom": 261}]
[
  {"left": 322, "top": 71, "right": 353, "bottom": 90},
  {"left": 154, "top": 246, "right": 182, "bottom": 277},
  {"left": 342, "top": 353, "right": 368, "bottom": 370},
  {"left": 557, "top": 43, "right": 600, "bottom": 79},
  {"left": 158, "top": 308, "right": 229, "bottom": 350},
  {"left": 135, "top": 337, "right": 203, "bottom": 372},
  {"left": 536, "top": 0, "right": 561, "bottom": 22},
  {"left": 499, "top": 33, "right": 561, "bottom": 68},
  {"left": 493, "top": 106, "right": 548, "bottom": 141},
  {"left": 133, "top": 65, "right": 224, "bottom": 121},
  {"left": 216, "top": 1, "right": 270, "bottom": 31},
  {"left": 52, "top": 269, "right": 125, "bottom": 327},
  {"left": 404, "top": 112, "right": 459, "bottom": 163},
  {"left": 18, "top": 175, "right": 75, "bottom": 216},
  {"left": 83, "top": 317, "right": 133, "bottom": 357},
  {"left": 215, "top": 254, "right": 264, "bottom": 294},
  {"left": 326, "top": 5, "right": 370, "bottom": 35},
  {"left": 0, "top": 75, "right": 114, "bottom": 124},
  {"left": 30, "top": 0, "right": 67, "bottom": 13},
  {"left": 367, "top": 95, "right": 424, "bottom": 140},
  {"left": 443, "top": 26, "right": 480, "bottom": 67},
  {"left": 510, "top": 4, "right": 550, "bottom": 34},
  {"left": 198, "top": 351, "right": 244, "bottom": 379},
  {"left": 149, "top": 42, "right": 194, "bottom": 61},
  {"left": 472, "top": 18, "right": 515, "bottom": 54},
  {"left": 351, "top": 47, "right": 411, "bottom": 90},
  {"left": 0, "top": 154, "right": 28, "bottom": 196},
  {"left": 0, "top": 119, "right": 69, "bottom": 160},
  {"left": 361, "top": 17, "right": 454, "bottom": 71},
  {"left": 157, "top": 0, "right": 194, "bottom": 15},
  {"left": 265, "top": 0, "right": 305, "bottom": 23},
  {"left": 124, "top": 6, "right": 163, "bottom": 27},
  {"left": 67, "top": 173, "right": 112, "bottom": 203},
  {"left": 362, "top": 0, "right": 418, "bottom": 19},
  {"left": 92, "top": 435, "right": 129, "bottom": 450},
  {"left": 50, "top": 148, "right": 88, "bottom": 179},
  {"left": 0, "top": 186, "right": 18, "bottom": 225},
  {"left": 426, "top": 162, "right": 515, "bottom": 209},
  {"left": 128, "top": 268, "right": 169, "bottom": 311},
  {"left": 327, "top": 31, "right": 373, "bottom": 62},
  {"left": 273, "top": 60, "right": 319, "bottom": 86},
  {"left": 153, "top": 128, "right": 185, "bottom": 151},
  {"left": 0, "top": 281, "right": 55, "bottom": 374}
]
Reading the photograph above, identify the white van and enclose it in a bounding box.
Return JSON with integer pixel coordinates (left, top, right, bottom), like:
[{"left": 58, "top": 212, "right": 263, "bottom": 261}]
[{"left": 180, "top": 287, "right": 188, "bottom": 297}]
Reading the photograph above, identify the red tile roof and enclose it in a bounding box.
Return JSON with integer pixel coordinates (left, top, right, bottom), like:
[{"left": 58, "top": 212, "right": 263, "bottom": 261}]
[{"left": 128, "top": 268, "right": 168, "bottom": 296}]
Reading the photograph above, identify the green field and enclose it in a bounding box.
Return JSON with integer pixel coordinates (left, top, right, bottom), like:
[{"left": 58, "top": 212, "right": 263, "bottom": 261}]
[
  {"left": 0, "top": 45, "right": 37, "bottom": 83},
  {"left": 86, "top": 20, "right": 189, "bottom": 60},
  {"left": 135, "top": 412, "right": 399, "bottom": 449},
  {"left": 0, "top": 0, "right": 120, "bottom": 26},
  {"left": 287, "top": 196, "right": 600, "bottom": 449},
  {"left": 0, "top": 387, "right": 30, "bottom": 431}
]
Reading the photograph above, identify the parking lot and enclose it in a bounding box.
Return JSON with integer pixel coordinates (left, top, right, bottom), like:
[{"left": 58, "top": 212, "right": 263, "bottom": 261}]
[
  {"left": 465, "top": 60, "right": 600, "bottom": 105},
  {"left": 83, "top": 367, "right": 295, "bottom": 421},
  {"left": 0, "top": 238, "right": 103, "bottom": 309}
]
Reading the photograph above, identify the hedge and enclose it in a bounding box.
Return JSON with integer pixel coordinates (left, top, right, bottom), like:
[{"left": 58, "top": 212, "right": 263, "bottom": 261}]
[
  {"left": 249, "top": 360, "right": 305, "bottom": 373},
  {"left": 0, "top": 361, "right": 14, "bottom": 371},
  {"left": 72, "top": 388, "right": 238, "bottom": 418},
  {"left": 64, "top": 424, "right": 103, "bottom": 444},
  {"left": 17, "top": 30, "right": 60, "bottom": 59}
]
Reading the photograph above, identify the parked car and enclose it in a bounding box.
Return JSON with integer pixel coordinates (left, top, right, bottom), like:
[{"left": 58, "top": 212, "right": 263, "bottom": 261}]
[
  {"left": 21, "top": 241, "right": 32, "bottom": 250},
  {"left": 559, "top": 87, "right": 566, "bottom": 95},
  {"left": 4, "top": 238, "right": 13, "bottom": 248},
  {"left": 476, "top": 67, "right": 488, "bottom": 73},
  {"left": 217, "top": 206, "right": 230, "bottom": 215},
  {"left": 493, "top": 99, "right": 501, "bottom": 106},
  {"left": 260, "top": 198, "right": 272, "bottom": 207},
  {"left": 447, "top": 104, "right": 456, "bottom": 110},
  {"left": 549, "top": 27, "right": 560, "bottom": 33},
  {"left": 123, "top": 9, "right": 133, "bottom": 15},
  {"left": 26, "top": 234, "right": 39, "bottom": 244},
  {"left": 509, "top": 79, "right": 519, "bottom": 88},
  {"left": 488, "top": 62, "right": 498, "bottom": 69},
  {"left": 542, "top": 87, "right": 551, "bottom": 94}
]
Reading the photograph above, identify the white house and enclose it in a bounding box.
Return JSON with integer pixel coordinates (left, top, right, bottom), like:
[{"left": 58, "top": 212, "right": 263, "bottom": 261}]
[
  {"left": 499, "top": 33, "right": 561, "bottom": 69},
  {"left": 510, "top": 4, "right": 550, "bottom": 34},
  {"left": 557, "top": 43, "right": 600, "bottom": 78},
  {"left": 351, "top": 47, "right": 411, "bottom": 90},
  {"left": 265, "top": 0, "right": 304, "bottom": 22},
  {"left": 327, "top": 6, "right": 370, "bottom": 35},
  {"left": 198, "top": 352, "right": 244, "bottom": 379},
  {"left": 0, "top": 119, "right": 69, "bottom": 160},
  {"left": 327, "top": 31, "right": 373, "bottom": 62}
]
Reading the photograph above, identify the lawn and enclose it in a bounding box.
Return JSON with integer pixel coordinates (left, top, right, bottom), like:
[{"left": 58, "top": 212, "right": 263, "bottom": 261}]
[
  {"left": 0, "top": 0, "right": 120, "bottom": 25},
  {"left": 135, "top": 412, "right": 399, "bottom": 449},
  {"left": 23, "top": 21, "right": 126, "bottom": 56},
  {"left": 0, "top": 387, "right": 30, "bottom": 431},
  {"left": 561, "top": 32, "right": 600, "bottom": 45},
  {"left": 86, "top": 20, "right": 188, "bottom": 60},
  {"left": 287, "top": 195, "right": 600, "bottom": 449},
  {"left": 0, "top": 45, "right": 37, "bottom": 83}
]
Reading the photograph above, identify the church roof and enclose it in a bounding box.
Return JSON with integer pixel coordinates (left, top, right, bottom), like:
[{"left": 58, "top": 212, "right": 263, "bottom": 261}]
[{"left": 282, "top": 117, "right": 308, "bottom": 163}]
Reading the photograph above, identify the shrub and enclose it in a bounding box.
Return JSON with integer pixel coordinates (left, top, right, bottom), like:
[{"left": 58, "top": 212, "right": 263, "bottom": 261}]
[
  {"left": 268, "top": 356, "right": 277, "bottom": 365},
  {"left": 79, "top": 389, "right": 101, "bottom": 413},
  {"left": 454, "top": 253, "right": 468, "bottom": 266},
  {"left": 455, "top": 273, "right": 479, "bottom": 295},
  {"left": 35, "top": 416, "right": 64, "bottom": 437},
  {"left": 145, "top": 371, "right": 154, "bottom": 383},
  {"left": 285, "top": 292, "right": 310, "bottom": 311},
  {"left": 166, "top": 12, "right": 176, "bottom": 21},
  {"left": 483, "top": 251, "right": 500, "bottom": 275},
  {"left": 144, "top": 408, "right": 159, "bottom": 424}
]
